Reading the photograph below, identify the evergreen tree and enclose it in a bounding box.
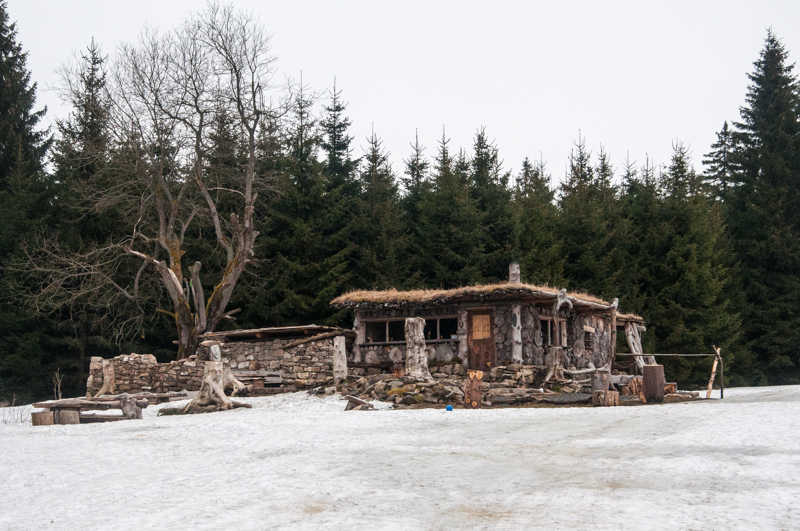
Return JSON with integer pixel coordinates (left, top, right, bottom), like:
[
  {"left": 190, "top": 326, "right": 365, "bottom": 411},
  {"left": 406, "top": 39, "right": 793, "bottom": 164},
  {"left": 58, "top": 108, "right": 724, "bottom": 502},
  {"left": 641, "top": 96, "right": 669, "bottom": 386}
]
[
  {"left": 317, "top": 82, "right": 359, "bottom": 322},
  {"left": 514, "top": 156, "right": 565, "bottom": 286},
  {"left": 469, "top": 128, "right": 517, "bottom": 281},
  {"left": 400, "top": 131, "right": 430, "bottom": 286},
  {"left": 350, "top": 131, "right": 408, "bottom": 289},
  {"left": 417, "top": 133, "right": 483, "bottom": 287},
  {"left": 0, "top": 1, "right": 56, "bottom": 401},
  {"left": 260, "top": 80, "right": 330, "bottom": 325},
  {"left": 727, "top": 30, "right": 800, "bottom": 383},
  {"left": 557, "top": 135, "right": 615, "bottom": 296},
  {"left": 703, "top": 121, "right": 738, "bottom": 199}
]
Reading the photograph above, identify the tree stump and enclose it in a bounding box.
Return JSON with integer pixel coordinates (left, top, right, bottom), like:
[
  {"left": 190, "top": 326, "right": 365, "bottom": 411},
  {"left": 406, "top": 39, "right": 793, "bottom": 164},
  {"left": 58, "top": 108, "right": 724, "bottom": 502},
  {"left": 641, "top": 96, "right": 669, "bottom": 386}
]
[
  {"left": 463, "top": 370, "right": 483, "bottom": 409},
  {"left": 643, "top": 364, "right": 666, "bottom": 403},
  {"left": 179, "top": 342, "right": 251, "bottom": 415},
  {"left": 94, "top": 359, "right": 116, "bottom": 397},
  {"left": 53, "top": 409, "right": 80, "bottom": 425},
  {"left": 31, "top": 411, "right": 54, "bottom": 426},
  {"left": 405, "top": 318, "right": 431, "bottom": 380},
  {"left": 544, "top": 347, "right": 565, "bottom": 382},
  {"left": 592, "top": 390, "right": 619, "bottom": 407}
]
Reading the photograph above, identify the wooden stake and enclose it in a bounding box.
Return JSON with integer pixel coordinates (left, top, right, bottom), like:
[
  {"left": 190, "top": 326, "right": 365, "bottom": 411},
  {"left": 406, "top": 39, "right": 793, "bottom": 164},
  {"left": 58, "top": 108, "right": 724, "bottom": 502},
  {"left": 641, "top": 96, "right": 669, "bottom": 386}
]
[{"left": 706, "top": 346, "right": 721, "bottom": 399}]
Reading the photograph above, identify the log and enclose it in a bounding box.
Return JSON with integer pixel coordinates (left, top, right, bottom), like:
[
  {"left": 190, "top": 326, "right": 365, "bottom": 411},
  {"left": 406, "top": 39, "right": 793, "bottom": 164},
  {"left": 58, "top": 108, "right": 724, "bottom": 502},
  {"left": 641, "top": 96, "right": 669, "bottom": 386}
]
[
  {"left": 592, "top": 390, "right": 619, "bottom": 407},
  {"left": 94, "top": 359, "right": 116, "bottom": 397},
  {"left": 31, "top": 411, "right": 54, "bottom": 426},
  {"left": 405, "top": 317, "right": 431, "bottom": 380},
  {"left": 463, "top": 370, "right": 483, "bottom": 409},
  {"left": 643, "top": 364, "right": 666, "bottom": 403},
  {"left": 53, "top": 409, "right": 80, "bottom": 425}
]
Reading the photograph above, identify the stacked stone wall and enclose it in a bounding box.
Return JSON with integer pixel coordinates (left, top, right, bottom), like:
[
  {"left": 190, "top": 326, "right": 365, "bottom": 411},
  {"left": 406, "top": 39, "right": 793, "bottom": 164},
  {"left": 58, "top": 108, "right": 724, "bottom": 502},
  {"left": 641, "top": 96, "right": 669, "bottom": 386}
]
[
  {"left": 87, "top": 337, "right": 340, "bottom": 395},
  {"left": 87, "top": 353, "right": 204, "bottom": 395}
]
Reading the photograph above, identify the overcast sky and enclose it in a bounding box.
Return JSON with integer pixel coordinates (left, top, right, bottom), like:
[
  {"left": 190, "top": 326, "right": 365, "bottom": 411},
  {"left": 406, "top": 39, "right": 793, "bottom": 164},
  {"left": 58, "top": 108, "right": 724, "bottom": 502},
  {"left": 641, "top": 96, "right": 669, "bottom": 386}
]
[{"left": 8, "top": 1, "right": 800, "bottom": 186}]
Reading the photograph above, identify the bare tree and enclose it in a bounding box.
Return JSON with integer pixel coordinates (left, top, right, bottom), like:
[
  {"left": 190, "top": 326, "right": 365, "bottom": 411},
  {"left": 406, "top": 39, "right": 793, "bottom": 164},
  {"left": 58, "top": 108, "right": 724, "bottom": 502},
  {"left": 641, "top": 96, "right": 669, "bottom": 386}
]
[{"left": 19, "top": 3, "right": 277, "bottom": 359}]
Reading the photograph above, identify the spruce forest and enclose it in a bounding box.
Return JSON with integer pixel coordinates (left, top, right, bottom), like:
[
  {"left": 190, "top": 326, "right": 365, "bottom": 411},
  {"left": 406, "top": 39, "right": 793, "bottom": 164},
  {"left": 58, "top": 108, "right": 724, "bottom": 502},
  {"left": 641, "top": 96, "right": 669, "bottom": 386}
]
[{"left": 2, "top": 2, "right": 800, "bottom": 401}]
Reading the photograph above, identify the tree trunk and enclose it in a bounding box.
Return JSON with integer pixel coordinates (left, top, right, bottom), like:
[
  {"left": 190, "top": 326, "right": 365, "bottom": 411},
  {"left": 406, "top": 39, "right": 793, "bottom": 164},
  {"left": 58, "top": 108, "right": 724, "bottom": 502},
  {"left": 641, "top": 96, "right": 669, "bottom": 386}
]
[
  {"left": 643, "top": 364, "right": 666, "bottom": 403},
  {"left": 94, "top": 359, "right": 116, "bottom": 397},
  {"left": 405, "top": 318, "right": 431, "bottom": 380}
]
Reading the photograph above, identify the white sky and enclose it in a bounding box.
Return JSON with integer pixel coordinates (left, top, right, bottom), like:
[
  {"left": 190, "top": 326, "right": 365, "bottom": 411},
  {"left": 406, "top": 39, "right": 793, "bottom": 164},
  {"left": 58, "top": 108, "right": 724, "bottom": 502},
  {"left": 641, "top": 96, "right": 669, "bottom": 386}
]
[{"left": 8, "top": 1, "right": 800, "bottom": 186}]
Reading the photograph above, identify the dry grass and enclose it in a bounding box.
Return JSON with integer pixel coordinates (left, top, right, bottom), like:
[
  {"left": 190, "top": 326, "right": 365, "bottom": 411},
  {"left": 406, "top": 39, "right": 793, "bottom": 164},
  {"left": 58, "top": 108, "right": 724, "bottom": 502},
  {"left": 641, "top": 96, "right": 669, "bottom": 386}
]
[
  {"left": 331, "top": 282, "right": 610, "bottom": 307},
  {"left": 616, "top": 312, "right": 645, "bottom": 322}
]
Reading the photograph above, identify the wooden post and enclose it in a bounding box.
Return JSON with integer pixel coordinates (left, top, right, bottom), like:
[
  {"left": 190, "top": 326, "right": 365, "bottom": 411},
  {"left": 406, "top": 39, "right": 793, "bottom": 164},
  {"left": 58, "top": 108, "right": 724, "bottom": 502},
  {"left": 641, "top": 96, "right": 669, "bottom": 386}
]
[
  {"left": 706, "top": 346, "right": 721, "bottom": 399},
  {"left": 511, "top": 303, "right": 523, "bottom": 364},
  {"left": 333, "top": 335, "right": 347, "bottom": 384},
  {"left": 642, "top": 364, "right": 666, "bottom": 403},
  {"left": 405, "top": 317, "right": 431, "bottom": 380}
]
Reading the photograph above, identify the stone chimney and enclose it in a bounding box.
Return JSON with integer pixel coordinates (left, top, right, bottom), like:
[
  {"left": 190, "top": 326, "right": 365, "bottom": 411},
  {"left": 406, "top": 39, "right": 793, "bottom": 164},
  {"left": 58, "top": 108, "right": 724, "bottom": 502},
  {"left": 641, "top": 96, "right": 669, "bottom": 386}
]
[{"left": 509, "top": 261, "right": 521, "bottom": 283}]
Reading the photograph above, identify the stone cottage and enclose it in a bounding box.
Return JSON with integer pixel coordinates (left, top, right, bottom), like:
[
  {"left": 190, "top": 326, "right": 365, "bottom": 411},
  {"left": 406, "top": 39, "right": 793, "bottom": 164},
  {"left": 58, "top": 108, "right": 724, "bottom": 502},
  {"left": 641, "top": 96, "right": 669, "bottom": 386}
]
[{"left": 330, "top": 263, "right": 645, "bottom": 375}]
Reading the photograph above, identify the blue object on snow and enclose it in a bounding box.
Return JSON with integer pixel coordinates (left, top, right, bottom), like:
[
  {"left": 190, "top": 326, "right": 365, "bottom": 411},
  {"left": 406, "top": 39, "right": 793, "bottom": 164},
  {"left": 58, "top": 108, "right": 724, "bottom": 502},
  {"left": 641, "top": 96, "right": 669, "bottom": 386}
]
[{"left": 446, "top": 405, "right": 453, "bottom": 411}]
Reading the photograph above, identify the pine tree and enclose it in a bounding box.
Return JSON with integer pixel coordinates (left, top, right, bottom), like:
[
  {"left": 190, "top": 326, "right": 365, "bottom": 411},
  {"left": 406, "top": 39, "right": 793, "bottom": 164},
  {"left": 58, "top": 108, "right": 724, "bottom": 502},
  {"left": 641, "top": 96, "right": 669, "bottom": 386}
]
[
  {"left": 557, "top": 135, "right": 615, "bottom": 296},
  {"left": 703, "top": 121, "right": 738, "bottom": 199},
  {"left": 469, "top": 128, "right": 517, "bottom": 281},
  {"left": 350, "top": 131, "right": 408, "bottom": 289},
  {"left": 400, "top": 131, "right": 430, "bottom": 286},
  {"left": 726, "top": 30, "right": 800, "bottom": 383},
  {"left": 417, "top": 133, "right": 483, "bottom": 287},
  {"left": 0, "top": 1, "right": 56, "bottom": 401},
  {"left": 515, "top": 156, "right": 565, "bottom": 286}
]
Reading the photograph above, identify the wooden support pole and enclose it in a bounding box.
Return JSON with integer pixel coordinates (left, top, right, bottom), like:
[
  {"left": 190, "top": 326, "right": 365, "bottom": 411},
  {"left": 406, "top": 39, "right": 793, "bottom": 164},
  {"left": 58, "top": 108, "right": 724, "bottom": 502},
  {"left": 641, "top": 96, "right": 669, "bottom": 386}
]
[{"left": 706, "top": 346, "right": 721, "bottom": 399}]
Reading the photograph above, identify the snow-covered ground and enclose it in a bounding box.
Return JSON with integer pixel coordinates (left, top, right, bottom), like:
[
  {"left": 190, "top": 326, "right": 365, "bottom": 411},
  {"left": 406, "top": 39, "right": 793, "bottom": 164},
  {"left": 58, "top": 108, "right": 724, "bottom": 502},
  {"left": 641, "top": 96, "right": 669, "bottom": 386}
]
[{"left": 2, "top": 386, "right": 799, "bottom": 531}]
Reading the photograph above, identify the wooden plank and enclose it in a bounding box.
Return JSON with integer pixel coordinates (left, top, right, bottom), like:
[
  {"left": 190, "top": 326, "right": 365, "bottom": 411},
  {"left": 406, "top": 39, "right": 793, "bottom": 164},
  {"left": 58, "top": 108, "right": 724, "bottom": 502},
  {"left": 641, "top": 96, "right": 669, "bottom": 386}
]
[
  {"left": 79, "top": 414, "right": 124, "bottom": 423},
  {"left": 31, "top": 411, "right": 54, "bottom": 426}
]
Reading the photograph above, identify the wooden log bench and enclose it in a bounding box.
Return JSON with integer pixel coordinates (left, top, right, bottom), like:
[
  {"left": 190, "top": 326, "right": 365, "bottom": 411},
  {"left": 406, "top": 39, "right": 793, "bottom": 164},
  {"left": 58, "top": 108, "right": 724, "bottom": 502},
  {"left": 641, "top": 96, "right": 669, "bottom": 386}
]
[{"left": 32, "top": 394, "right": 154, "bottom": 425}]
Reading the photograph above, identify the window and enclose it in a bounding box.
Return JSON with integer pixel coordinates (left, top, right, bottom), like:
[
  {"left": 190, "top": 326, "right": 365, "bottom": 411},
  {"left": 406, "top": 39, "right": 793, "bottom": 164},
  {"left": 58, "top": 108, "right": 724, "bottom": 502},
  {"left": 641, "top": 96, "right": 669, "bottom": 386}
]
[
  {"left": 423, "top": 317, "right": 459, "bottom": 340},
  {"left": 540, "top": 318, "right": 552, "bottom": 346},
  {"left": 364, "top": 317, "right": 459, "bottom": 344},
  {"left": 388, "top": 320, "right": 406, "bottom": 342},
  {"left": 365, "top": 321, "right": 387, "bottom": 343},
  {"left": 440, "top": 318, "right": 458, "bottom": 339},
  {"left": 472, "top": 314, "right": 491, "bottom": 340}
]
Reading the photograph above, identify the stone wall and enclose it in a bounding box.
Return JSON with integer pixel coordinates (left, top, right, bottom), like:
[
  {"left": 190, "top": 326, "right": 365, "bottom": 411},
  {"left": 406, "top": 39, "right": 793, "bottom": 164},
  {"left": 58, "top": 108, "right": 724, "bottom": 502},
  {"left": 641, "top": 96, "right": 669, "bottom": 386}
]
[
  {"left": 87, "top": 353, "right": 204, "bottom": 395},
  {"left": 200, "top": 337, "right": 338, "bottom": 389},
  {"left": 87, "top": 336, "right": 341, "bottom": 395}
]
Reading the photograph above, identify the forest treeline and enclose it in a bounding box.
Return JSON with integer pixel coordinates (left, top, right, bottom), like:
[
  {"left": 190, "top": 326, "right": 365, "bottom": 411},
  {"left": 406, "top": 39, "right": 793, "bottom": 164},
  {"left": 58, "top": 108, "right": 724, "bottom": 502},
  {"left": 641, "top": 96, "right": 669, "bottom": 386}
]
[{"left": 1, "top": 2, "right": 799, "bottom": 400}]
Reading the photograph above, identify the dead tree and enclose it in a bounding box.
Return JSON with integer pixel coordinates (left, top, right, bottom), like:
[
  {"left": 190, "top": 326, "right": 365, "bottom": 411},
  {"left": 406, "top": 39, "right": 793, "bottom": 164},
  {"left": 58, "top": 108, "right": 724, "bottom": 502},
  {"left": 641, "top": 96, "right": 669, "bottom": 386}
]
[
  {"left": 179, "top": 341, "right": 250, "bottom": 414},
  {"left": 19, "top": 3, "right": 277, "bottom": 359}
]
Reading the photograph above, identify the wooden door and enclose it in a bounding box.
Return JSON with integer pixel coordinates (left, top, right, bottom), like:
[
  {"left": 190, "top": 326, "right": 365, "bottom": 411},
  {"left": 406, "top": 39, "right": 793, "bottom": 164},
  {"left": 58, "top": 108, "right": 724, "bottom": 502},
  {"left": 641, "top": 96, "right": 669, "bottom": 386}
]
[{"left": 468, "top": 311, "right": 496, "bottom": 370}]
